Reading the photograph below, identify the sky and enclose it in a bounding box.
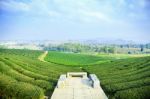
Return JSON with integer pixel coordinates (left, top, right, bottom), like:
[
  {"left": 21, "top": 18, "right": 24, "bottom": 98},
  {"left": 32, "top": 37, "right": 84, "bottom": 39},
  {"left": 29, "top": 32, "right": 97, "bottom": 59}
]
[{"left": 0, "top": 0, "right": 150, "bottom": 43}]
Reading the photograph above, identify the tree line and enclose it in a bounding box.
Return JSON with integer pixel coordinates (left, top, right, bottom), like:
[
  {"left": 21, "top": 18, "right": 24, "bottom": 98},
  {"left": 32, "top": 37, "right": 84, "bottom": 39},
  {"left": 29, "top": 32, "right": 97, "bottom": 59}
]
[{"left": 41, "top": 43, "right": 150, "bottom": 54}]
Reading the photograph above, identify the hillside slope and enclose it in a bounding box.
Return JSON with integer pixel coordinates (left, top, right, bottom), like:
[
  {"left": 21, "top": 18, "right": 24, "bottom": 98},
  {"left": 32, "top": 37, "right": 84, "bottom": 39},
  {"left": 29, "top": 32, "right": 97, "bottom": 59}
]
[{"left": 0, "top": 49, "right": 150, "bottom": 99}]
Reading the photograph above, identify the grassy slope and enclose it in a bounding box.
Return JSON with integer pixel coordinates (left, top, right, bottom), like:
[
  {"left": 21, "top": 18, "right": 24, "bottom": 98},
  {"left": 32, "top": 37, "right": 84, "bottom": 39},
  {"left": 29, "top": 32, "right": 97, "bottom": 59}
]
[
  {"left": 45, "top": 51, "right": 150, "bottom": 99},
  {"left": 84, "top": 56, "right": 150, "bottom": 99},
  {"left": 0, "top": 49, "right": 150, "bottom": 99},
  {"left": 0, "top": 49, "right": 81, "bottom": 99},
  {"left": 45, "top": 51, "right": 115, "bottom": 66}
]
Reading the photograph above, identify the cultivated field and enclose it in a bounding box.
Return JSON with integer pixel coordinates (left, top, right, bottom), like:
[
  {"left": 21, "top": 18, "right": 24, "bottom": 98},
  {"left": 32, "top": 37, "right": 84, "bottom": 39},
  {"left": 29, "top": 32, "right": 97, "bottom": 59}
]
[
  {"left": 0, "top": 49, "right": 150, "bottom": 99},
  {"left": 45, "top": 51, "right": 116, "bottom": 66},
  {"left": 0, "top": 49, "right": 81, "bottom": 99}
]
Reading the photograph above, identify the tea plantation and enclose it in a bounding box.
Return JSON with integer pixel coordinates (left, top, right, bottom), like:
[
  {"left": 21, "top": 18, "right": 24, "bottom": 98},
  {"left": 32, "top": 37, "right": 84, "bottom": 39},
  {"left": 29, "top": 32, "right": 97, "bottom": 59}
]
[
  {"left": 0, "top": 49, "right": 150, "bottom": 99},
  {"left": 45, "top": 51, "right": 115, "bottom": 66},
  {"left": 0, "top": 49, "right": 81, "bottom": 99},
  {"left": 84, "top": 56, "right": 150, "bottom": 99}
]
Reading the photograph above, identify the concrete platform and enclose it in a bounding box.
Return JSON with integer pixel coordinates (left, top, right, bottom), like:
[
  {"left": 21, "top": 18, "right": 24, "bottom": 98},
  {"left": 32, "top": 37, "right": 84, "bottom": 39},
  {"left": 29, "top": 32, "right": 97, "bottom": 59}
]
[{"left": 51, "top": 72, "right": 108, "bottom": 99}]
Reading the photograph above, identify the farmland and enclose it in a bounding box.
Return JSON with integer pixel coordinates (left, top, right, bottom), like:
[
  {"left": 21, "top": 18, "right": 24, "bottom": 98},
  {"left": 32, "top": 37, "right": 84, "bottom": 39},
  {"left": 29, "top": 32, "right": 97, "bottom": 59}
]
[
  {"left": 0, "top": 49, "right": 150, "bottom": 99},
  {"left": 84, "top": 56, "right": 150, "bottom": 99},
  {"left": 0, "top": 49, "right": 81, "bottom": 99},
  {"left": 45, "top": 51, "right": 115, "bottom": 66}
]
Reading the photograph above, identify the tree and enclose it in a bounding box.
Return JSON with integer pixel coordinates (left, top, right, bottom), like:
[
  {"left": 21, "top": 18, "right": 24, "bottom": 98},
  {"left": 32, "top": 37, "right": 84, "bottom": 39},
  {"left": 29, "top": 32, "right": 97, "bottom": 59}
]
[
  {"left": 108, "top": 47, "right": 115, "bottom": 53},
  {"left": 140, "top": 45, "right": 144, "bottom": 52}
]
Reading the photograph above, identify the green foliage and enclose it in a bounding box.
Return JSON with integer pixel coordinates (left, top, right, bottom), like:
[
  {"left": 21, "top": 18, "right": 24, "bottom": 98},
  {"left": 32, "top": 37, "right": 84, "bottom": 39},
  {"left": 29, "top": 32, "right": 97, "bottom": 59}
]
[
  {"left": 45, "top": 51, "right": 112, "bottom": 66},
  {"left": 0, "top": 49, "right": 81, "bottom": 98},
  {"left": 43, "top": 42, "right": 150, "bottom": 54},
  {"left": 0, "top": 74, "right": 44, "bottom": 99},
  {"left": 0, "top": 49, "right": 150, "bottom": 99},
  {"left": 114, "top": 86, "right": 150, "bottom": 99},
  {"left": 84, "top": 56, "right": 150, "bottom": 99},
  {"left": 0, "top": 49, "right": 43, "bottom": 59}
]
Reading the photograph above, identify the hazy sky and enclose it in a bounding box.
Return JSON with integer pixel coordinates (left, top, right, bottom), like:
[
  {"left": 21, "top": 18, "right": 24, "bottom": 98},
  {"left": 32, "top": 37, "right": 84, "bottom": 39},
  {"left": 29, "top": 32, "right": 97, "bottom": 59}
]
[{"left": 0, "top": 0, "right": 150, "bottom": 43}]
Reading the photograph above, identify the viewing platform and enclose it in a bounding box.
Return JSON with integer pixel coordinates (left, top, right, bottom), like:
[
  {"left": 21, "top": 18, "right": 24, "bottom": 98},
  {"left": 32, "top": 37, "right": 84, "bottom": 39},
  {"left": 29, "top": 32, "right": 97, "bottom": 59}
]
[{"left": 51, "top": 72, "right": 108, "bottom": 99}]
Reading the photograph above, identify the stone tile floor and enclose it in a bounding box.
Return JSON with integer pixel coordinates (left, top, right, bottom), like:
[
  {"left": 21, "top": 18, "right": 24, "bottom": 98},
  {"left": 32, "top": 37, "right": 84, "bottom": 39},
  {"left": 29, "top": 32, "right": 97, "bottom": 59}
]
[{"left": 51, "top": 77, "right": 107, "bottom": 99}]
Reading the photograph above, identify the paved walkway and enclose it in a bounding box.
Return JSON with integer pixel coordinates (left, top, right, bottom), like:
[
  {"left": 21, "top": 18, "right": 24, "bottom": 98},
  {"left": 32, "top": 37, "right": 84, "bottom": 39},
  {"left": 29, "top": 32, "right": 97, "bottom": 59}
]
[{"left": 51, "top": 77, "right": 108, "bottom": 99}]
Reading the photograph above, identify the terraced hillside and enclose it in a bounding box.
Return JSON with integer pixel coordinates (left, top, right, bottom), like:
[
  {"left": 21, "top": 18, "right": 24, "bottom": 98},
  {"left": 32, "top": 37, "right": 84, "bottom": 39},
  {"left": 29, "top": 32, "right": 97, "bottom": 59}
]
[
  {"left": 0, "top": 49, "right": 81, "bottom": 99},
  {"left": 45, "top": 51, "right": 150, "bottom": 99},
  {"left": 0, "top": 49, "right": 150, "bottom": 99},
  {"left": 84, "top": 56, "right": 150, "bottom": 99}
]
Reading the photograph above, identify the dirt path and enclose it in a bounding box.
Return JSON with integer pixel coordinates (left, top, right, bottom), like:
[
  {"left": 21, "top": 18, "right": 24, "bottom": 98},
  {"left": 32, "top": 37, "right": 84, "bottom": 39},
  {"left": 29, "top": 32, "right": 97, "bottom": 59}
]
[{"left": 38, "top": 51, "right": 48, "bottom": 62}]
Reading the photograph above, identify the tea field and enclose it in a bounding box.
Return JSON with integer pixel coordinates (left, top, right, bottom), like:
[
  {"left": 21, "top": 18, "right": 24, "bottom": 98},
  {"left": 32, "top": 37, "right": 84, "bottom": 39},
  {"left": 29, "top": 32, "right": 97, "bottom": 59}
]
[
  {"left": 84, "top": 56, "right": 150, "bottom": 99},
  {"left": 0, "top": 49, "right": 81, "bottom": 99},
  {"left": 0, "top": 49, "right": 150, "bottom": 99},
  {"left": 45, "top": 51, "right": 115, "bottom": 66}
]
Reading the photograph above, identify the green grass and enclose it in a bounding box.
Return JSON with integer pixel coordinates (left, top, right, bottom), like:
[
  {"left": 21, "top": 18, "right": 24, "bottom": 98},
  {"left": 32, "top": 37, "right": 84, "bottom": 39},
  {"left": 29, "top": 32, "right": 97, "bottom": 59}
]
[
  {"left": 45, "top": 51, "right": 115, "bottom": 66},
  {"left": 0, "top": 49, "right": 150, "bottom": 99},
  {"left": 97, "top": 53, "right": 150, "bottom": 60}
]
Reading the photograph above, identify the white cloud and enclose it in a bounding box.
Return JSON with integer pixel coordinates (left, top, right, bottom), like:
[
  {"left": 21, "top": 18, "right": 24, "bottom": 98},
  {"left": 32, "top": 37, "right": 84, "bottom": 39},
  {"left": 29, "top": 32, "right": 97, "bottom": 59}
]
[
  {"left": 84, "top": 11, "right": 111, "bottom": 22},
  {"left": 0, "top": 0, "right": 113, "bottom": 23},
  {"left": 48, "top": 11, "right": 60, "bottom": 17},
  {"left": 49, "top": 0, "right": 113, "bottom": 23},
  {"left": 118, "top": 0, "right": 126, "bottom": 6},
  {"left": 0, "top": 0, "right": 148, "bottom": 24},
  {"left": 138, "top": 0, "right": 146, "bottom": 8},
  {"left": 0, "top": 0, "right": 30, "bottom": 12}
]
